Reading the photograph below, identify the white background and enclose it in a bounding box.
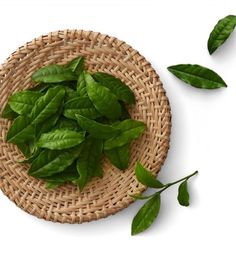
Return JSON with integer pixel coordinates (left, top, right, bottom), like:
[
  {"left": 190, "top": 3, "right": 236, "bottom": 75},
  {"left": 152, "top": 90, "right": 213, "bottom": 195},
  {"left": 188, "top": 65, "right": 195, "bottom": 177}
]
[{"left": 0, "top": 0, "right": 235, "bottom": 252}]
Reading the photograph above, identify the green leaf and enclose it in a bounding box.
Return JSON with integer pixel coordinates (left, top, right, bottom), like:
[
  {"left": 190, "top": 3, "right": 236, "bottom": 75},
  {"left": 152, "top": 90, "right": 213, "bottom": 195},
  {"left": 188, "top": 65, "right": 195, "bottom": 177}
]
[
  {"left": 104, "top": 144, "right": 129, "bottom": 170},
  {"left": 93, "top": 72, "right": 135, "bottom": 104},
  {"left": 85, "top": 73, "right": 121, "bottom": 120},
  {"left": 77, "top": 71, "right": 87, "bottom": 96},
  {"left": 131, "top": 193, "right": 161, "bottom": 235},
  {"left": 208, "top": 15, "right": 236, "bottom": 54},
  {"left": 65, "top": 56, "right": 84, "bottom": 75},
  {"left": 16, "top": 142, "right": 32, "bottom": 158},
  {"left": 1, "top": 103, "right": 18, "bottom": 119},
  {"left": 37, "top": 129, "right": 85, "bottom": 150},
  {"left": 54, "top": 116, "right": 80, "bottom": 131},
  {"left": 19, "top": 147, "right": 42, "bottom": 164},
  {"left": 29, "top": 145, "right": 82, "bottom": 177},
  {"left": 76, "top": 136, "right": 103, "bottom": 190},
  {"left": 177, "top": 180, "right": 190, "bottom": 206},
  {"left": 76, "top": 115, "right": 120, "bottom": 139},
  {"left": 135, "top": 162, "right": 164, "bottom": 188},
  {"left": 45, "top": 181, "right": 62, "bottom": 189},
  {"left": 30, "top": 86, "right": 65, "bottom": 124},
  {"left": 63, "top": 96, "right": 101, "bottom": 120},
  {"left": 104, "top": 119, "right": 145, "bottom": 150},
  {"left": 6, "top": 115, "right": 35, "bottom": 143},
  {"left": 168, "top": 64, "right": 227, "bottom": 89},
  {"left": 32, "top": 64, "right": 77, "bottom": 83},
  {"left": 8, "top": 91, "right": 42, "bottom": 115}
]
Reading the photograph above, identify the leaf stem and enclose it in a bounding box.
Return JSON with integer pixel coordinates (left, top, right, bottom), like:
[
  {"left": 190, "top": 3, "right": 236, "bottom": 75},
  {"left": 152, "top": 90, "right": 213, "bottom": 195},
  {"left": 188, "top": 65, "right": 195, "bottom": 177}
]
[{"left": 158, "top": 170, "right": 198, "bottom": 194}]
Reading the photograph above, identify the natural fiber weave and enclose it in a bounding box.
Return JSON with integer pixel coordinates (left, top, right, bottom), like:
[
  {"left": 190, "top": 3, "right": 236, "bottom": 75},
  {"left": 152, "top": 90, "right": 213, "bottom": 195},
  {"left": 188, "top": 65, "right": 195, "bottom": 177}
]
[{"left": 0, "top": 30, "right": 171, "bottom": 223}]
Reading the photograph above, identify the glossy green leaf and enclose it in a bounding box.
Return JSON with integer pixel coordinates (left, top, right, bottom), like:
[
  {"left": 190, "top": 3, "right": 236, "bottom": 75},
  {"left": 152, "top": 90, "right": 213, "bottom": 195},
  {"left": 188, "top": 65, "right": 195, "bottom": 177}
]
[
  {"left": 32, "top": 64, "right": 77, "bottom": 83},
  {"left": 86, "top": 73, "right": 121, "bottom": 120},
  {"left": 37, "top": 129, "right": 85, "bottom": 150},
  {"left": 131, "top": 193, "right": 161, "bottom": 235},
  {"left": 30, "top": 86, "right": 65, "bottom": 124},
  {"left": 135, "top": 162, "right": 164, "bottom": 188},
  {"left": 104, "top": 144, "right": 129, "bottom": 170},
  {"left": 208, "top": 15, "right": 236, "bottom": 54},
  {"left": 6, "top": 115, "right": 35, "bottom": 143},
  {"left": 76, "top": 115, "right": 120, "bottom": 139},
  {"left": 1, "top": 103, "right": 18, "bottom": 119},
  {"left": 65, "top": 56, "right": 84, "bottom": 75},
  {"left": 76, "top": 137, "right": 103, "bottom": 190},
  {"left": 77, "top": 71, "right": 87, "bottom": 96},
  {"left": 93, "top": 72, "right": 135, "bottom": 104},
  {"left": 8, "top": 91, "right": 42, "bottom": 115},
  {"left": 168, "top": 64, "right": 227, "bottom": 89},
  {"left": 29, "top": 145, "right": 82, "bottom": 177},
  {"left": 104, "top": 119, "right": 145, "bottom": 150},
  {"left": 63, "top": 96, "right": 101, "bottom": 120},
  {"left": 177, "top": 180, "right": 190, "bottom": 206}
]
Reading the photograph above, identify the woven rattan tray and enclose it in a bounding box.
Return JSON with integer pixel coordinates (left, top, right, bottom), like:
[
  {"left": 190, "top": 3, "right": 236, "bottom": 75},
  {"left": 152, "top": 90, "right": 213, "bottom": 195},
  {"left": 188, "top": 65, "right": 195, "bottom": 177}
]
[{"left": 0, "top": 30, "right": 171, "bottom": 223}]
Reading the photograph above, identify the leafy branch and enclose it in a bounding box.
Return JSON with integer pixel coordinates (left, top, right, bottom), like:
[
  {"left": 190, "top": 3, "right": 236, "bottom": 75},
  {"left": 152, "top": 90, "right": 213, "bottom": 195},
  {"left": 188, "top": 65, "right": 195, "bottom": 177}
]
[{"left": 131, "top": 162, "right": 198, "bottom": 235}]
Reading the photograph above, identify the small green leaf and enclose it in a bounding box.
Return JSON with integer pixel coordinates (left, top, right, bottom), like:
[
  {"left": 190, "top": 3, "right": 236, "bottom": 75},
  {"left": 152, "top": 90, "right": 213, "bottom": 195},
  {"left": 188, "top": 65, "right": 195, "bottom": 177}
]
[
  {"left": 104, "top": 119, "right": 145, "bottom": 150},
  {"left": 76, "top": 136, "right": 103, "bottom": 190},
  {"left": 37, "top": 129, "right": 85, "bottom": 150},
  {"left": 30, "top": 86, "right": 65, "bottom": 124},
  {"left": 1, "top": 103, "right": 18, "bottom": 119},
  {"left": 104, "top": 144, "right": 129, "bottom": 170},
  {"left": 135, "top": 162, "right": 164, "bottom": 188},
  {"left": 77, "top": 71, "right": 87, "bottom": 96},
  {"left": 65, "top": 56, "right": 84, "bottom": 75},
  {"left": 76, "top": 115, "right": 120, "bottom": 139},
  {"left": 63, "top": 96, "right": 101, "bottom": 120},
  {"left": 93, "top": 72, "right": 135, "bottom": 104},
  {"left": 8, "top": 91, "right": 42, "bottom": 115},
  {"left": 177, "top": 180, "right": 190, "bottom": 206},
  {"left": 208, "top": 15, "right": 236, "bottom": 54},
  {"left": 86, "top": 73, "right": 121, "bottom": 120},
  {"left": 6, "top": 115, "right": 35, "bottom": 144},
  {"left": 131, "top": 193, "right": 161, "bottom": 235},
  {"left": 168, "top": 64, "right": 227, "bottom": 89},
  {"left": 32, "top": 64, "right": 77, "bottom": 83}
]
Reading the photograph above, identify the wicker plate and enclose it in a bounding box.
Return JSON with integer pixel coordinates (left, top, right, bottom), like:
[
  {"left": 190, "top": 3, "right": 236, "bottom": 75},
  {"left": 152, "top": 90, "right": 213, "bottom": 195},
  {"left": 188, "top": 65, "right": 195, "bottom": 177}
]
[{"left": 0, "top": 30, "right": 171, "bottom": 223}]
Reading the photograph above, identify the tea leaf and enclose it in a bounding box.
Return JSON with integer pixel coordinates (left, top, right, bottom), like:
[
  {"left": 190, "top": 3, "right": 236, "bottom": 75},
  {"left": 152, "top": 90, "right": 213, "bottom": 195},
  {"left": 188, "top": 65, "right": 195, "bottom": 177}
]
[{"left": 177, "top": 180, "right": 190, "bottom": 206}]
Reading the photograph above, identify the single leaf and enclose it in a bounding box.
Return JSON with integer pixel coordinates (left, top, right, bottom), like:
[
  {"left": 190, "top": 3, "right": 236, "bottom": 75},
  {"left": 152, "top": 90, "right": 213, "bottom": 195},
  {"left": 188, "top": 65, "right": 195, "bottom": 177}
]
[
  {"left": 168, "top": 64, "right": 227, "bottom": 89},
  {"left": 29, "top": 145, "right": 82, "bottom": 177},
  {"left": 32, "top": 64, "right": 77, "bottom": 83},
  {"left": 86, "top": 73, "right": 121, "bottom": 120},
  {"left": 76, "top": 136, "right": 103, "bottom": 190},
  {"left": 93, "top": 72, "right": 135, "bottom": 104},
  {"left": 30, "top": 86, "right": 65, "bottom": 124},
  {"left": 63, "top": 96, "right": 101, "bottom": 120},
  {"left": 135, "top": 162, "right": 164, "bottom": 188},
  {"left": 6, "top": 115, "right": 35, "bottom": 143},
  {"left": 131, "top": 193, "right": 161, "bottom": 235},
  {"left": 104, "top": 144, "right": 129, "bottom": 170},
  {"left": 76, "top": 115, "right": 120, "bottom": 139},
  {"left": 65, "top": 56, "right": 84, "bottom": 75},
  {"left": 77, "top": 71, "right": 87, "bottom": 96},
  {"left": 1, "top": 103, "right": 18, "bottom": 119},
  {"left": 104, "top": 119, "right": 145, "bottom": 150},
  {"left": 177, "top": 180, "right": 190, "bottom": 206},
  {"left": 8, "top": 91, "right": 42, "bottom": 115},
  {"left": 37, "top": 129, "right": 85, "bottom": 150},
  {"left": 208, "top": 15, "right": 236, "bottom": 54}
]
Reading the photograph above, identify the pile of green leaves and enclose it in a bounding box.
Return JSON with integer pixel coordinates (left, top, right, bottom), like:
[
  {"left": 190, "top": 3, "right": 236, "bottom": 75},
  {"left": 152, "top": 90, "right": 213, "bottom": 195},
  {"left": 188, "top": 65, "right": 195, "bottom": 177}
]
[{"left": 1, "top": 56, "right": 145, "bottom": 190}]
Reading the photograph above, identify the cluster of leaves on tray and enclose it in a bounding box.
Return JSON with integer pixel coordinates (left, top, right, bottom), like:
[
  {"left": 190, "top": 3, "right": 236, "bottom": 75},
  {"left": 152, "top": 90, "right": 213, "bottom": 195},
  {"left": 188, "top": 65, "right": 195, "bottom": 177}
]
[
  {"left": 1, "top": 56, "right": 145, "bottom": 190},
  {"left": 168, "top": 15, "right": 236, "bottom": 89},
  {"left": 131, "top": 162, "right": 198, "bottom": 235}
]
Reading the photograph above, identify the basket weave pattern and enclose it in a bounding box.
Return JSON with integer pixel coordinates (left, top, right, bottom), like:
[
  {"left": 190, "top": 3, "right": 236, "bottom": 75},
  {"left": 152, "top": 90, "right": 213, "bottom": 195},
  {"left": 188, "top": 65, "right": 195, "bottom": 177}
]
[{"left": 0, "top": 30, "right": 171, "bottom": 223}]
